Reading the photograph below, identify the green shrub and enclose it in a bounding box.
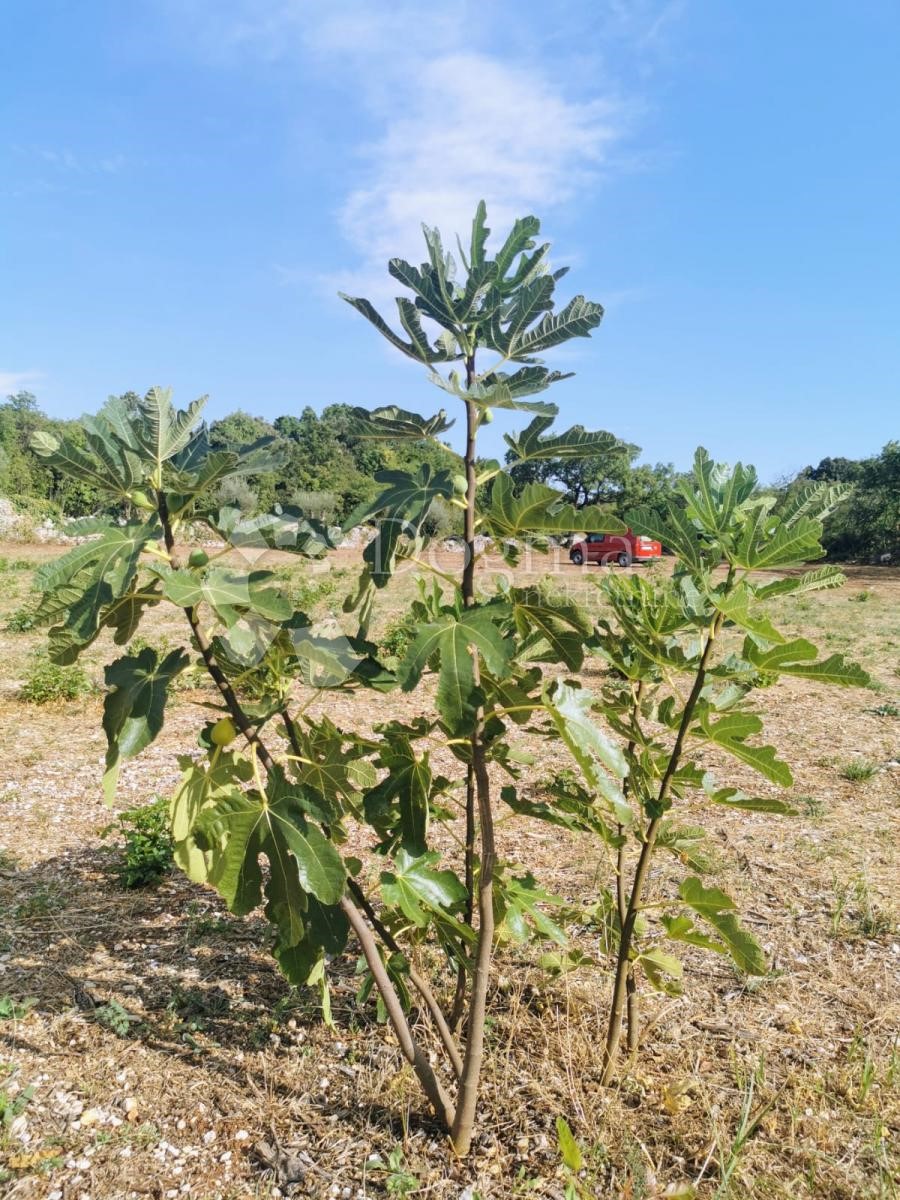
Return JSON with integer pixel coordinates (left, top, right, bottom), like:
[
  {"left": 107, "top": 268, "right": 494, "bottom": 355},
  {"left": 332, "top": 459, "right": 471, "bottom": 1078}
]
[
  {"left": 105, "top": 797, "right": 174, "bottom": 888},
  {"left": 94, "top": 1000, "right": 133, "bottom": 1036},
  {"left": 4, "top": 604, "right": 38, "bottom": 633},
  {"left": 16, "top": 885, "right": 67, "bottom": 919},
  {"left": 0, "top": 556, "right": 31, "bottom": 573},
  {"left": 284, "top": 567, "right": 348, "bottom": 612},
  {"left": 839, "top": 759, "right": 878, "bottom": 782},
  {"left": 381, "top": 614, "right": 418, "bottom": 662},
  {"left": 19, "top": 652, "right": 90, "bottom": 703}
]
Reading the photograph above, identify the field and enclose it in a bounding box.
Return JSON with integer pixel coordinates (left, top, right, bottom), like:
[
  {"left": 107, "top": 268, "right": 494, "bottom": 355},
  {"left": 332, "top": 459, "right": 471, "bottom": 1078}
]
[{"left": 0, "top": 543, "right": 898, "bottom": 1199}]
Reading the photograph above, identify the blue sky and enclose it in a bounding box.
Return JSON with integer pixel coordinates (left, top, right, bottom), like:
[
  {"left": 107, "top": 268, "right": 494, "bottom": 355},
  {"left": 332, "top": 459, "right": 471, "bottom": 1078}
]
[{"left": 1, "top": 0, "right": 897, "bottom": 482}]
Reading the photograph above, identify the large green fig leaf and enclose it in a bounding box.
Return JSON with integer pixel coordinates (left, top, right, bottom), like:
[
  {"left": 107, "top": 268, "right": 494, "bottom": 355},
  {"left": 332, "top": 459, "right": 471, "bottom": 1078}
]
[
  {"left": 678, "top": 877, "right": 766, "bottom": 975},
  {"left": 678, "top": 448, "right": 758, "bottom": 536},
  {"left": 494, "top": 870, "right": 567, "bottom": 946},
  {"left": 210, "top": 505, "right": 336, "bottom": 557},
  {"left": 186, "top": 766, "right": 347, "bottom": 936},
  {"left": 34, "top": 523, "right": 159, "bottom": 663},
  {"left": 349, "top": 405, "right": 454, "bottom": 440},
  {"left": 397, "top": 607, "right": 510, "bottom": 734},
  {"left": 363, "top": 735, "right": 433, "bottom": 855},
  {"left": 428, "top": 370, "right": 556, "bottom": 414},
  {"left": 735, "top": 516, "right": 826, "bottom": 569},
  {"left": 741, "top": 637, "right": 869, "bottom": 686},
  {"left": 696, "top": 710, "right": 793, "bottom": 787},
  {"left": 778, "top": 481, "right": 851, "bottom": 526},
  {"left": 543, "top": 680, "right": 631, "bottom": 823},
  {"left": 133, "top": 387, "right": 207, "bottom": 470},
  {"left": 161, "top": 567, "right": 291, "bottom": 626},
  {"left": 342, "top": 464, "right": 455, "bottom": 534},
  {"left": 635, "top": 948, "right": 684, "bottom": 994},
  {"left": 379, "top": 849, "right": 469, "bottom": 934},
  {"left": 339, "top": 293, "right": 460, "bottom": 364},
  {"left": 503, "top": 415, "right": 620, "bottom": 465},
  {"left": 102, "top": 647, "right": 189, "bottom": 802},
  {"left": 752, "top": 565, "right": 845, "bottom": 600},
  {"left": 708, "top": 583, "right": 786, "bottom": 643},
  {"left": 286, "top": 718, "right": 376, "bottom": 818},
  {"left": 508, "top": 295, "right": 604, "bottom": 358},
  {"left": 30, "top": 426, "right": 136, "bottom": 498},
  {"left": 509, "top": 586, "right": 594, "bottom": 670},
  {"left": 627, "top": 503, "right": 708, "bottom": 571}
]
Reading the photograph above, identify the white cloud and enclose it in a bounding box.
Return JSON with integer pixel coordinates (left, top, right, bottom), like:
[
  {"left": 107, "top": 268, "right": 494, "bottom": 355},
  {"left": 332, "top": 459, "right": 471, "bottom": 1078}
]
[
  {"left": 0, "top": 370, "right": 43, "bottom": 395},
  {"left": 337, "top": 51, "right": 623, "bottom": 284}
]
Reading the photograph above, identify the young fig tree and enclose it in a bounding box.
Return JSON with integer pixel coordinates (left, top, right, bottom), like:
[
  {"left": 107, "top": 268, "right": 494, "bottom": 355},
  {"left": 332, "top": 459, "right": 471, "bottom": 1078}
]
[
  {"left": 337, "top": 202, "right": 628, "bottom": 1152},
  {"left": 542, "top": 450, "right": 869, "bottom": 1082}
]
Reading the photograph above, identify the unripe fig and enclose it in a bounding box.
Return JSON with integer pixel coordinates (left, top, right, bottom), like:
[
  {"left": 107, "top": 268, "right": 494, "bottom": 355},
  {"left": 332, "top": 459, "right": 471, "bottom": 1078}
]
[
  {"left": 210, "top": 717, "right": 238, "bottom": 747},
  {"left": 452, "top": 473, "right": 468, "bottom": 496},
  {"left": 130, "top": 490, "right": 156, "bottom": 510},
  {"left": 188, "top": 548, "right": 209, "bottom": 568},
  {"left": 481, "top": 407, "right": 494, "bottom": 424}
]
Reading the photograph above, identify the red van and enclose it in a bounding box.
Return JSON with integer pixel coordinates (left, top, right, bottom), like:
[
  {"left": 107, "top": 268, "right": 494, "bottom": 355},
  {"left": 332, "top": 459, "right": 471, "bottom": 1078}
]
[{"left": 569, "top": 529, "right": 663, "bottom": 568}]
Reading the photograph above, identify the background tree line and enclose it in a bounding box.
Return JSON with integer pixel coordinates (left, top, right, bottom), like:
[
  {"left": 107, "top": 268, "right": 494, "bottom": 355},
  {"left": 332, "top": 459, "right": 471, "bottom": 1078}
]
[{"left": 1, "top": 389, "right": 896, "bottom": 560}]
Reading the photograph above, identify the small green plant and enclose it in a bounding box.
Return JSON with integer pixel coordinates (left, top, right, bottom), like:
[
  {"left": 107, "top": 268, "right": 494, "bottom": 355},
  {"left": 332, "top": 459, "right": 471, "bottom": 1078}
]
[
  {"left": 832, "top": 874, "right": 893, "bottom": 939},
  {"left": 94, "top": 1000, "right": 133, "bottom": 1036},
  {"left": 3, "top": 604, "right": 38, "bottom": 633},
  {"left": 15, "top": 886, "right": 67, "bottom": 919},
  {"left": 0, "top": 1080, "right": 34, "bottom": 1132},
  {"left": 556, "top": 1117, "right": 589, "bottom": 1199},
  {"left": 839, "top": 759, "right": 878, "bottom": 782},
  {"left": 581, "top": 453, "right": 868, "bottom": 1083},
  {"left": 275, "top": 565, "right": 349, "bottom": 613},
  {"left": 380, "top": 614, "right": 418, "bottom": 662},
  {"left": 19, "top": 651, "right": 90, "bottom": 704},
  {"left": 0, "top": 997, "right": 37, "bottom": 1021},
  {"left": 796, "top": 795, "right": 825, "bottom": 818},
  {"left": 714, "top": 1058, "right": 775, "bottom": 1199},
  {"left": 104, "top": 796, "right": 173, "bottom": 888},
  {"left": 167, "top": 984, "right": 230, "bottom": 1024},
  {"left": 848, "top": 589, "right": 873, "bottom": 602},
  {"left": 865, "top": 702, "right": 899, "bottom": 718},
  {"left": 128, "top": 632, "right": 172, "bottom": 657},
  {"left": 366, "top": 1147, "right": 420, "bottom": 1196},
  {"left": 0, "top": 556, "right": 31, "bottom": 573}
]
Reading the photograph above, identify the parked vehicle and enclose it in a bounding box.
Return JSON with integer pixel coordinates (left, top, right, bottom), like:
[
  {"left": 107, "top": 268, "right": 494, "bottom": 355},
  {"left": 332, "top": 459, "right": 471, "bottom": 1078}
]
[{"left": 569, "top": 529, "right": 663, "bottom": 567}]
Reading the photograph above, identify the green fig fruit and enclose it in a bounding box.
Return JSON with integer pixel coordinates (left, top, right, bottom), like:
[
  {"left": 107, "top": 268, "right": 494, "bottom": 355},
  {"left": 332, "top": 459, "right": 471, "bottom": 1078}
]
[{"left": 210, "top": 717, "right": 238, "bottom": 747}]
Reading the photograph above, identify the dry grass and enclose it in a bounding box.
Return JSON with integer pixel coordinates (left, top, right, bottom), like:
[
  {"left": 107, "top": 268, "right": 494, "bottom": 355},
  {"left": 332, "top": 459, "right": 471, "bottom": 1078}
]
[{"left": 0, "top": 543, "right": 898, "bottom": 1199}]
